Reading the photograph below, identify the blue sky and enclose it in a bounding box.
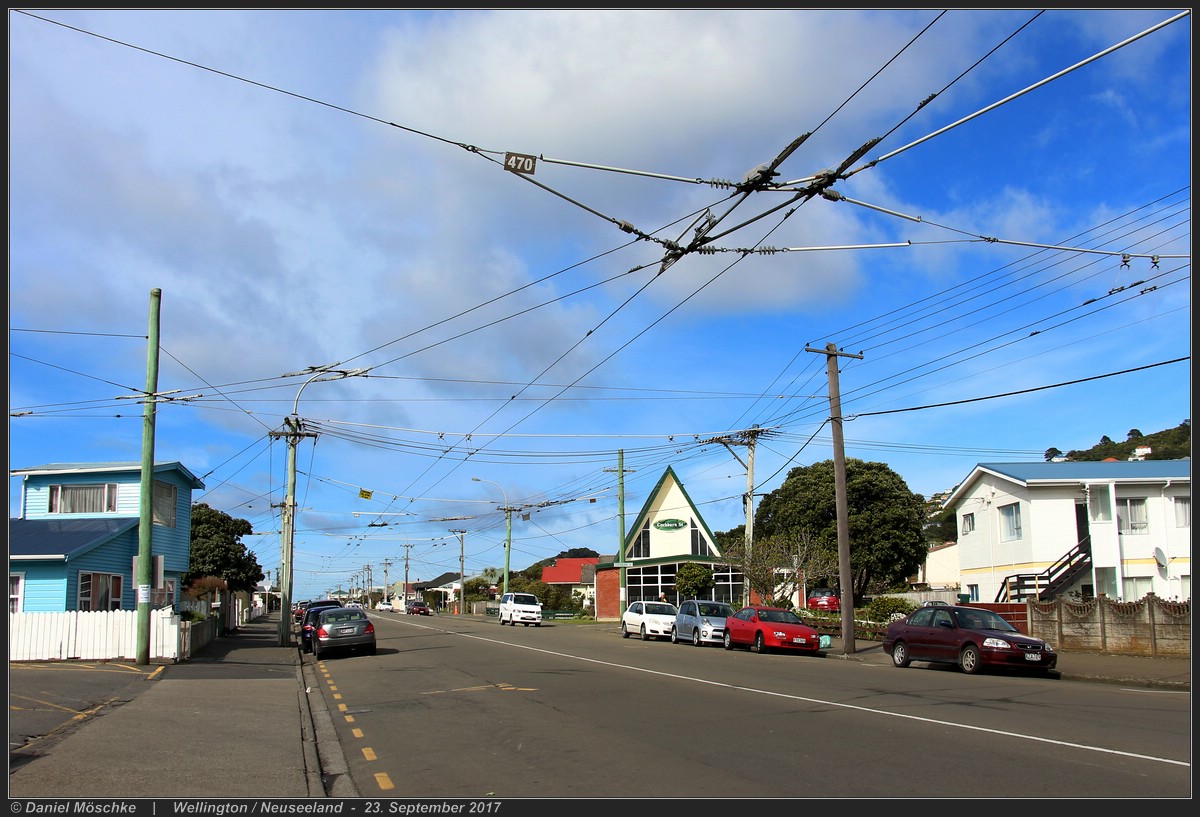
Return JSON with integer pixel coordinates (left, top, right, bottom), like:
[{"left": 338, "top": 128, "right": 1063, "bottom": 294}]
[{"left": 9, "top": 9, "right": 1191, "bottom": 601}]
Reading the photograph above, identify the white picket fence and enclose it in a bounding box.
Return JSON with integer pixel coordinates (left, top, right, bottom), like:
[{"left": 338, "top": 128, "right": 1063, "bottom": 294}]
[{"left": 9, "top": 609, "right": 202, "bottom": 662}]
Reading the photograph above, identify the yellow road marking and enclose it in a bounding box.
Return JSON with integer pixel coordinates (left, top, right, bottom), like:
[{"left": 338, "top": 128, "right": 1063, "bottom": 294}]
[
  {"left": 374, "top": 773, "right": 394, "bottom": 791},
  {"left": 362, "top": 747, "right": 377, "bottom": 761},
  {"left": 344, "top": 714, "right": 355, "bottom": 723},
  {"left": 352, "top": 728, "right": 363, "bottom": 738}
]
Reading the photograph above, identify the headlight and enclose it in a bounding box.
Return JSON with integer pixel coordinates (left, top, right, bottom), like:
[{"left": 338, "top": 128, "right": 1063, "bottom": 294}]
[
  {"left": 982, "top": 637, "right": 1012, "bottom": 649},
  {"left": 1043, "top": 643, "right": 1055, "bottom": 653},
  {"left": 773, "top": 630, "right": 787, "bottom": 638}
]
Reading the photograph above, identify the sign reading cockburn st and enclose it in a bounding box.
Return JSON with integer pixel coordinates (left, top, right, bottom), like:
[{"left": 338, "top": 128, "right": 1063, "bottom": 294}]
[{"left": 653, "top": 519, "right": 686, "bottom": 531}]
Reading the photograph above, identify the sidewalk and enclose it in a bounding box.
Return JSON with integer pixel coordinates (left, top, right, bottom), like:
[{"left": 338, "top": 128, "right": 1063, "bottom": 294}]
[
  {"left": 7, "top": 615, "right": 1188, "bottom": 800},
  {"left": 8, "top": 611, "right": 356, "bottom": 799}
]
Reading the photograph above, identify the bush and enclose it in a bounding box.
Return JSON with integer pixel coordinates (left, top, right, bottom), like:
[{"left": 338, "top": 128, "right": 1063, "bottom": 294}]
[{"left": 863, "top": 596, "right": 916, "bottom": 623}]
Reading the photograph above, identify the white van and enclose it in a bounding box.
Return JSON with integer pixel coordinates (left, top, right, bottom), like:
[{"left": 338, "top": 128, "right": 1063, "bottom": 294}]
[{"left": 498, "top": 592, "right": 542, "bottom": 627}]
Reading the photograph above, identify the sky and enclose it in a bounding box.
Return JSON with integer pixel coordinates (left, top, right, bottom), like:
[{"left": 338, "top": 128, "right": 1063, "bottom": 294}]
[{"left": 8, "top": 9, "right": 1192, "bottom": 601}]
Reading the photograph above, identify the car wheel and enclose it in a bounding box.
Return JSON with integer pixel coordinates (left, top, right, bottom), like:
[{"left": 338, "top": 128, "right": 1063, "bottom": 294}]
[
  {"left": 692, "top": 629, "right": 701, "bottom": 647},
  {"left": 754, "top": 632, "right": 767, "bottom": 654},
  {"left": 891, "top": 640, "right": 911, "bottom": 668},
  {"left": 723, "top": 631, "right": 733, "bottom": 650},
  {"left": 959, "top": 644, "right": 982, "bottom": 675},
  {"left": 523, "top": 622, "right": 529, "bottom": 627},
  {"left": 368, "top": 643, "right": 377, "bottom": 656},
  {"left": 670, "top": 626, "right": 679, "bottom": 644},
  {"left": 312, "top": 642, "right": 320, "bottom": 661},
  {"left": 534, "top": 623, "right": 540, "bottom": 627},
  {"left": 621, "top": 622, "right": 630, "bottom": 639},
  {"left": 640, "top": 624, "right": 650, "bottom": 641}
]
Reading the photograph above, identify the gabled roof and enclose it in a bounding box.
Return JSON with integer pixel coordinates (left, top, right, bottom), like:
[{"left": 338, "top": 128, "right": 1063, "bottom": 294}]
[
  {"left": 542, "top": 557, "right": 600, "bottom": 584},
  {"left": 945, "top": 460, "right": 1191, "bottom": 507},
  {"left": 413, "top": 572, "right": 461, "bottom": 590},
  {"left": 623, "top": 466, "right": 720, "bottom": 556},
  {"left": 8, "top": 517, "right": 140, "bottom": 561},
  {"left": 12, "top": 461, "right": 206, "bottom": 489}
]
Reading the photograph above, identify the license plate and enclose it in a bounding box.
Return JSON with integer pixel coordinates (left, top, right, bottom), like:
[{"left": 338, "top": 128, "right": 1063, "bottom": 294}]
[
  {"left": 1024, "top": 652, "right": 1041, "bottom": 661},
  {"left": 337, "top": 627, "right": 354, "bottom": 635},
  {"left": 792, "top": 637, "right": 808, "bottom": 644}
]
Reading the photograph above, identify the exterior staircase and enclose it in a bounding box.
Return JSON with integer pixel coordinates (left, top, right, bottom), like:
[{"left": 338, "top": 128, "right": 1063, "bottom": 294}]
[{"left": 995, "top": 536, "right": 1092, "bottom": 602}]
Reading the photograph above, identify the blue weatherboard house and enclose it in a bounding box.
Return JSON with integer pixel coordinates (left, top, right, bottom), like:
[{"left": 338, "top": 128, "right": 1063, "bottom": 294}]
[{"left": 9, "top": 462, "right": 205, "bottom": 613}]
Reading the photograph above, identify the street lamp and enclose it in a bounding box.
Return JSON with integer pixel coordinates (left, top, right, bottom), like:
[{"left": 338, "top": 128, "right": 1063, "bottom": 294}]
[
  {"left": 273, "top": 364, "right": 369, "bottom": 647},
  {"left": 472, "top": 477, "right": 513, "bottom": 596}
]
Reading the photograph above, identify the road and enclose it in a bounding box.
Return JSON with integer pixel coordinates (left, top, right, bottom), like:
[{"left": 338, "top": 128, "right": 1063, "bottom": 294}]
[{"left": 308, "top": 612, "right": 1191, "bottom": 798}]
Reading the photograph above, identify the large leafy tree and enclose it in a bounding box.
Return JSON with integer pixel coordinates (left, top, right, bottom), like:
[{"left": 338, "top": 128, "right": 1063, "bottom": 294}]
[
  {"left": 184, "top": 503, "right": 264, "bottom": 594},
  {"left": 752, "top": 459, "right": 927, "bottom": 602}
]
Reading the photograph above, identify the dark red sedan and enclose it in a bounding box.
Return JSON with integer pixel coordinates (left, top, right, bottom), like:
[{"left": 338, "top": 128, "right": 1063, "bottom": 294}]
[
  {"left": 883, "top": 605, "right": 1057, "bottom": 675},
  {"left": 723, "top": 606, "right": 823, "bottom": 654}
]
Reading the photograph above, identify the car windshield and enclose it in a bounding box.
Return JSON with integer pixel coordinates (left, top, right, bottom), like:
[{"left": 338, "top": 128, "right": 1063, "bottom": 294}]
[
  {"left": 323, "top": 611, "right": 366, "bottom": 623},
  {"left": 699, "top": 603, "right": 733, "bottom": 617},
  {"left": 954, "top": 609, "right": 1016, "bottom": 631},
  {"left": 759, "top": 609, "right": 803, "bottom": 624},
  {"left": 514, "top": 595, "right": 538, "bottom": 605},
  {"left": 646, "top": 603, "right": 677, "bottom": 616}
]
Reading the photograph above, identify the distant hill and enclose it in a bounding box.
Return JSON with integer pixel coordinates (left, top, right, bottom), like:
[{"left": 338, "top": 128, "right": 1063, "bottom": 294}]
[{"left": 1052, "top": 420, "right": 1190, "bottom": 462}]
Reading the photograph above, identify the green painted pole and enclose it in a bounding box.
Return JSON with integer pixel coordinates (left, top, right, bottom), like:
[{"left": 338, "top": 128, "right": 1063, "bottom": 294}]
[{"left": 135, "top": 288, "right": 162, "bottom": 666}]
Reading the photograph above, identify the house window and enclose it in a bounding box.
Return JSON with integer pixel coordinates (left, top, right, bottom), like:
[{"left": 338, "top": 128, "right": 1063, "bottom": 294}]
[
  {"left": 1087, "top": 484, "right": 1112, "bottom": 522},
  {"left": 966, "top": 584, "right": 979, "bottom": 602},
  {"left": 999, "top": 502, "right": 1022, "bottom": 542},
  {"left": 152, "top": 480, "right": 177, "bottom": 528},
  {"left": 49, "top": 483, "right": 118, "bottom": 514},
  {"left": 1175, "top": 497, "right": 1190, "bottom": 528},
  {"left": 78, "top": 572, "right": 123, "bottom": 611},
  {"left": 690, "top": 520, "right": 712, "bottom": 556},
  {"left": 961, "top": 513, "right": 975, "bottom": 536},
  {"left": 631, "top": 520, "right": 651, "bottom": 558},
  {"left": 10, "top": 573, "right": 24, "bottom": 613},
  {"left": 1121, "top": 575, "right": 1153, "bottom": 601},
  {"left": 1116, "top": 497, "right": 1149, "bottom": 535}
]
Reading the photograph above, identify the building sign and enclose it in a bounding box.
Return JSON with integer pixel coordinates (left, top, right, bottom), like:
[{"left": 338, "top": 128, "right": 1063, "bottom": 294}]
[{"left": 653, "top": 519, "right": 686, "bottom": 531}]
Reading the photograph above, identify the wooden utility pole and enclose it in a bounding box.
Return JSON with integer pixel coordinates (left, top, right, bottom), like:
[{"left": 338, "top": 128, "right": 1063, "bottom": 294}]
[
  {"left": 450, "top": 530, "right": 466, "bottom": 614},
  {"left": 604, "top": 451, "right": 634, "bottom": 615},
  {"left": 806, "top": 343, "right": 863, "bottom": 654}
]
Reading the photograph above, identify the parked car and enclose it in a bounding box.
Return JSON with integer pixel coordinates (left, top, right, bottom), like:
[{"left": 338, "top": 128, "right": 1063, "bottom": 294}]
[
  {"left": 312, "top": 607, "right": 376, "bottom": 660},
  {"left": 376, "top": 601, "right": 393, "bottom": 611},
  {"left": 293, "top": 600, "right": 310, "bottom": 621},
  {"left": 883, "top": 604, "right": 1058, "bottom": 675},
  {"left": 723, "top": 606, "right": 823, "bottom": 654},
  {"left": 621, "top": 600, "right": 678, "bottom": 641},
  {"left": 406, "top": 599, "right": 431, "bottom": 616},
  {"left": 299, "top": 599, "right": 343, "bottom": 653},
  {"left": 672, "top": 600, "right": 736, "bottom": 646},
  {"left": 806, "top": 588, "right": 840, "bottom": 612},
  {"left": 498, "top": 592, "right": 542, "bottom": 626}
]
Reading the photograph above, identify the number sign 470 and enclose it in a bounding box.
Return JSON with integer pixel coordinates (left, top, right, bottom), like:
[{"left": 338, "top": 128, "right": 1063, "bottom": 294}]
[{"left": 505, "top": 152, "right": 537, "bottom": 175}]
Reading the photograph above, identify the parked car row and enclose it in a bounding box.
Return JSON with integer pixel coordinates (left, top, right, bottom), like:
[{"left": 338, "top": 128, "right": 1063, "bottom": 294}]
[{"left": 620, "top": 599, "right": 1057, "bottom": 677}]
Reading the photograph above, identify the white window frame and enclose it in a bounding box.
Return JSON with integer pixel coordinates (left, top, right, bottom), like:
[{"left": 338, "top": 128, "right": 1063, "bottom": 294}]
[
  {"left": 49, "top": 483, "right": 118, "bottom": 514},
  {"left": 152, "top": 480, "right": 177, "bottom": 528},
  {"left": 1174, "top": 496, "right": 1190, "bottom": 528},
  {"left": 78, "top": 571, "right": 124, "bottom": 611},
  {"left": 999, "top": 502, "right": 1022, "bottom": 542},
  {"left": 961, "top": 513, "right": 975, "bottom": 536},
  {"left": 1116, "top": 497, "right": 1149, "bottom": 535},
  {"left": 10, "top": 573, "right": 25, "bottom": 613},
  {"left": 1121, "top": 575, "right": 1153, "bottom": 601}
]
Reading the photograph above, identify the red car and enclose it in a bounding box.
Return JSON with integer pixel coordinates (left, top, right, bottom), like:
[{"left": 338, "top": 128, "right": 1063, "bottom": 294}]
[
  {"left": 806, "top": 588, "right": 840, "bottom": 611},
  {"left": 883, "top": 604, "right": 1057, "bottom": 675},
  {"left": 723, "top": 606, "right": 823, "bottom": 654}
]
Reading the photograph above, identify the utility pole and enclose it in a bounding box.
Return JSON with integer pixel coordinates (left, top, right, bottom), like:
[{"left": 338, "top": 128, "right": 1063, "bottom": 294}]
[
  {"left": 806, "top": 342, "right": 864, "bottom": 655},
  {"left": 135, "top": 288, "right": 162, "bottom": 666},
  {"left": 269, "top": 416, "right": 318, "bottom": 646},
  {"left": 703, "top": 426, "right": 767, "bottom": 607},
  {"left": 381, "top": 559, "right": 392, "bottom": 605},
  {"left": 605, "top": 450, "right": 634, "bottom": 616},
  {"left": 451, "top": 530, "right": 466, "bottom": 614}
]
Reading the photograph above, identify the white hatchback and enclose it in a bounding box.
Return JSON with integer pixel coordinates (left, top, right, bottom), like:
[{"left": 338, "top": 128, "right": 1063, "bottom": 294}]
[
  {"left": 498, "top": 592, "right": 542, "bottom": 626},
  {"left": 621, "top": 600, "right": 679, "bottom": 641}
]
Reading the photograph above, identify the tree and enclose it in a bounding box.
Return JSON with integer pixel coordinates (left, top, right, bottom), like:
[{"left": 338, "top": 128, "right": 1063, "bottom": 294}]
[
  {"left": 1127, "top": 429, "right": 1143, "bottom": 440},
  {"left": 1044, "top": 447, "right": 1062, "bottom": 461},
  {"left": 184, "top": 503, "right": 264, "bottom": 594},
  {"left": 674, "top": 562, "right": 715, "bottom": 602},
  {"left": 752, "top": 459, "right": 927, "bottom": 603}
]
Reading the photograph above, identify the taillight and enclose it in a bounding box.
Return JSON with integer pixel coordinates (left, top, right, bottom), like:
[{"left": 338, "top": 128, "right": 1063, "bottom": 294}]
[
  {"left": 364, "top": 622, "right": 375, "bottom": 634},
  {"left": 316, "top": 625, "right": 328, "bottom": 638}
]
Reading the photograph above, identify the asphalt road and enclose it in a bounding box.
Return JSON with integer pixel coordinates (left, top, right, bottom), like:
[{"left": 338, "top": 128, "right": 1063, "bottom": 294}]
[{"left": 307, "top": 613, "right": 1190, "bottom": 798}]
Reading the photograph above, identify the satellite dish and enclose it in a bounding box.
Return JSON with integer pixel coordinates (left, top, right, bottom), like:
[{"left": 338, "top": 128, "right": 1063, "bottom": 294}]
[{"left": 1154, "top": 547, "right": 1169, "bottom": 578}]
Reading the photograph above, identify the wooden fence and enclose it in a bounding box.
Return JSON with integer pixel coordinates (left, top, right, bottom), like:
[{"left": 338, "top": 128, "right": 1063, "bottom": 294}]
[{"left": 7, "top": 606, "right": 267, "bottom": 662}]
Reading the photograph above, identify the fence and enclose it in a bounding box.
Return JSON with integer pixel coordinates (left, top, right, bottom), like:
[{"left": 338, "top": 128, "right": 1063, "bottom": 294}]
[
  {"left": 8, "top": 605, "right": 265, "bottom": 663},
  {"left": 1027, "top": 593, "right": 1190, "bottom": 657}
]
